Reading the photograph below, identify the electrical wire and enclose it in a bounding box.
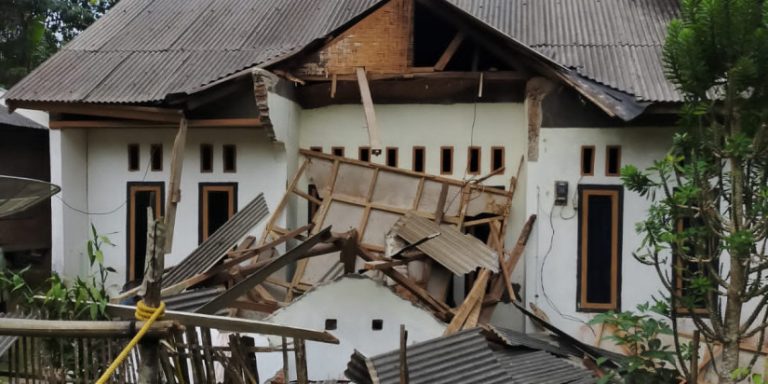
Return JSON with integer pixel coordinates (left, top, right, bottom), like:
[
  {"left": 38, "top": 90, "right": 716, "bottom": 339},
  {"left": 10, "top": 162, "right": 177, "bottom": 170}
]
[
  {"left": 56, "top": 144, "right": 157, "bottom": 216},
  {"left": 539, "top": 198, "right": 595, "bottom": 331}
]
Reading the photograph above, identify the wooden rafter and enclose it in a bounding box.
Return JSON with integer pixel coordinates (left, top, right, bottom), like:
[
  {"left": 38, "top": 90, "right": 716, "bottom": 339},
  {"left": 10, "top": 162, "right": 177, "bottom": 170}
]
[
  {"left": 355, "top": 67, "right": 383, "bottom": 154},
  {"left": 434, "top": 32, "right": 465, "bottom": 71}
]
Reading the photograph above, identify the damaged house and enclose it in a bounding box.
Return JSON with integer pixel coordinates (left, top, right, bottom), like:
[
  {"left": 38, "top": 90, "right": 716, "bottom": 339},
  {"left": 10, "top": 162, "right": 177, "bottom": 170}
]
[{"left": 4, "top": 0, "right": 705, "bottom": 379}]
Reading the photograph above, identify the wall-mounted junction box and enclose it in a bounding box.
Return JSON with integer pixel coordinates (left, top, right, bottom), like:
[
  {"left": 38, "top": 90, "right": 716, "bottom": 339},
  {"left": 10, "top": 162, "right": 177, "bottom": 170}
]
[{"left": 554, "top": 181, "right": 568, "bottom": 206}]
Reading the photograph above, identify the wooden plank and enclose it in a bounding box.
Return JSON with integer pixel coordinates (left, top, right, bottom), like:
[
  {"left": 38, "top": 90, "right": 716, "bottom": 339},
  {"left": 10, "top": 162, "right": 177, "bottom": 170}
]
[
  {"left": 261, "top": 159, "right": 310, "bottom": 243},
  {"left": 196, "top": 227, "right": 333, "bottom": 315},
  {"left": 49, "top": 118, "right": 262, "bottom": 129},
  {"left": 0, "top": 318, "right": 175, "bottom": 338},
  {"left": 355, "top": 67, "right": 382, "bottom": 152},
  {"left": 282, "top": 337, "right": 290, "bottom": 384},
  {"left": 434, "top": 184, "right": 449, "bottom": 224},
  {"left": 356, "top": 247, "right": 453, "bottom": 320},
  {"left": 298, "top": 71, "right": 525, "bottom": 82},
  {"left": 464, "top": 299, "right": 483, "bottom": 329},
  {"left": 488, "top": 215, "right": 536, "bottom": 301},
  {"left": 163, "top": 116, "right": 188, "bottom": 252},
  {"left": 340, "top": 230, "right": 358, "bottom": 274},
  {"left": 294, "top": 339, "right": 308, "bottom": 384},
  {"left": 186, "top": 328, "right": 205, "bottom": 383},
  {"left": 444, "top": 269, "right": 490, "bottom": 335},
  {"left": 10, "top": 100, "right": 183, "bottom": 123},
  {"left": 106, "top": 303, "right": 338, "bottom": 344},
  {"left": 434, "top": 32, "right": 465, "bottom": 71}
]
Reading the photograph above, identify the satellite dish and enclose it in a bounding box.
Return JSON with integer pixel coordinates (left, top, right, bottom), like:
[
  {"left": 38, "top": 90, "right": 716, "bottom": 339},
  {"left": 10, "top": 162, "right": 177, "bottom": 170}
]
[{"left": 0, "top": 176, "right": 61, "bottom": 218}]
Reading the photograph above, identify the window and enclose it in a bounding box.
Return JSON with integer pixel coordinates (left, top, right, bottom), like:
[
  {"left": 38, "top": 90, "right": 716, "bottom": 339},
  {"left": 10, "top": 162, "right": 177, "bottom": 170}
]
[
  {"left": 310, "top": 146, "right": 323, "bottom": 153},
  {"left": 578, "top": 186, "right": 622, "bottom": 311},
  {"left": 371, "top": 319, "right": 383, "bottom": 331},
  {"left": 200, "top": 144, "right": 213, "bottom": 173},
  {"left": 127, "top": 182, "right": 164, "bottom": 282},
  {"left": 332, "top": 147, "right": 345, "bottom": 157},
  {"left": 359, "top": 146, "right": 371, "bottom": 162},
  {"left": 128, "top": 144, "right": 140, "bottom": 171},
  {"left": 606, "top": 145, "right": 621, "bottom": 176},
  {"left": 581, "top": 146, "right": 595, "bottom": 176},
  {"left": 150, "top": 144, "right": 163, "bottom": 171},
  {"left": 199, "top": 183, "right": 238, "bottom": 243},
  {"left": 386, "top": 147, "right": 398, "bottom": 167},
  {"left": 325, "top": 319, "right": 337, "bottom": 330},
  {"left": 491, "top": 146, "right": 504, "bottom": 172},
  {"left": 441, "top": 146, "right": 453, "bottom": 175},
  {"left": 467, "top": 146, "right": 481, "bottom": 174},
  {"left": 413, "top": 146, "right": 425, "bottom": 173},
  {"left": 223, "top": 145, "right": 236, "bottom": 172}
]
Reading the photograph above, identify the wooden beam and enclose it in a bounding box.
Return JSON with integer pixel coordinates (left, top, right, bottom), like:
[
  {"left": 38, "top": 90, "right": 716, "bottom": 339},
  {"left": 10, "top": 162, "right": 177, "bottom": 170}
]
[
  {"left": 525, "top": 77, "right": 556, "bottom": 162},
  {"left": 340, "top": 230, "right": 358, "bottom": 274},
  {"left": 295, "top": 338, "right": 309, "bottom": 384},
  {"left": 356, "top": 67, "right": 382, "bottom": 153},
  {"left": 399, "top": 325, "right": 409, "bottom": 384},
  {"left": 444, "top": 269, "right": 490, "bottom": 335},
  {"left": 434, "top": 33, "right": 465, "bottom": 71},
  {"left": 164, "top": 117, "right": 188, "bottom": 253},
  {"left": 49, "top": 118, "right": 262, "bottom": 129},
  {"left": 0, "top": 318, "right": 175, "bottom": 338},
  {"left": 106, "top": 303, "right": 338, "bottom": 344},
  {"left": 196, "top": 227, "right": 332, "bottom": 314},
  {"left": 8, "top": 101, "right": 183, "bottom": 123},
  {"left": 299, "top": 71, "right": 526, "bottom": 82},
  {"left": 356, "top": 247, "right": 453, "bottom": 320},
  {"left": 488, "top": 214, "right": 536, "bottom": 301}
]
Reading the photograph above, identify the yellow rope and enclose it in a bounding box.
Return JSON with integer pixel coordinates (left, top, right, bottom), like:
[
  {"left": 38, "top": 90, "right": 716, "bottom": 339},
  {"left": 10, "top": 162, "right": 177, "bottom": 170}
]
[{"left": 95, "top": 300, "right": 166, "bottom": 384}]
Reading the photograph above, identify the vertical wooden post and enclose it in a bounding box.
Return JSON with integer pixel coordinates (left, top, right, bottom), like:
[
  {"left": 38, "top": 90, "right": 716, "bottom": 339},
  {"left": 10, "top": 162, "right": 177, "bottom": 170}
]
[
  {"left": 282, "top": 337, "right": 290, "bottom": 383},
  {"left": 399, "top": 325, "right": 409, "bottom": 384},
  {"left": 355, "top": 67, "right": 382, "bottom": 155},
  {"left": 164, "top": 116, "right": 188, "bottom": 252},
  {"left": 294, "top": 338, "right": 308, "bottom": 384},
  {"left": 690, "top": 330, "right": 700, "bottom": 384},
  {"left": 138, "top": 209, "right": 166, "bottom": 384},
  {"left": 525, "top": 77, "right": 555, "bottom": 162}
]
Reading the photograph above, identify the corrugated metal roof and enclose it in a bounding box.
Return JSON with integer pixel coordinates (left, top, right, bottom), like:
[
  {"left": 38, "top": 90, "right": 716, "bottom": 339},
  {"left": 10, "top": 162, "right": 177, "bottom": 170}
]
[
  {"left": 488, "top": 325, "right": 565, "bottom": 357},
  {"left": 346, "top": 328, "right": 595, "bottom": 384},
  {"left": 494, "top": 349, "right": 596, "bottom": 384},
  {"left": 349, "top": 329, "right": 513, "bottom": 384},
  {"left": 5, "top": 0, "right": 381, "bottom": 103},
  {"left": 162, "top": 286, "right": 226, "bottom": 312},
  {"left": 447, "top": 0, "right": 681, "bottom": 102},
  {"left": 0, "top": 105, "right": 45, "bottom": 129},
  {"left": 6, "top": 0, "right": 681, "bottom": 104},
  {"left": 390, "top": 212, "right": 498, "bottom": 275},
  {"left": 162, "top": 193, "right": 269, "bottom": 288}
]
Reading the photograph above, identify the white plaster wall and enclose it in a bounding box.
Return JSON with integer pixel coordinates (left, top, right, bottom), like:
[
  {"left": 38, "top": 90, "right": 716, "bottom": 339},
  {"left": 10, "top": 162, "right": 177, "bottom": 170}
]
[
  {"left": 267, "top": 276, "right": 447, "bottom": 382},
  {"left": 81, "top": 128, "right": 286, "bottom": 290},
  {"left": 525, "top": 126, "right": 676, "bottom": 342},
  {"left": 50, "top": 129, "right": 90, "bottom": 280},
  {"left": 268, "top": 91, "right": 301, "bottom": 231},
  {"left": 298, "top": 103, "right": 529, "bottom": 329}
]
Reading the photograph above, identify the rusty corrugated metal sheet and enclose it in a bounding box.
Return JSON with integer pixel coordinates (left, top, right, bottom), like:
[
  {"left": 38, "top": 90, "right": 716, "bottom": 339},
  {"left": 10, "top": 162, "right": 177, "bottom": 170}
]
[
  {"left": 162, "top": 286, "right": 226, "bottom": 312},
  {"left": 162, "top": 193, "right": 269, "bottom": 288},
  {"left": 5, "top": 0, "right": 381, "bottom": 104},
  {"left": 390, "top": 212, "right": 498, "bottom": 275},
  {"left": 447, "top": 0, "right": 681, "bottom": 102}
]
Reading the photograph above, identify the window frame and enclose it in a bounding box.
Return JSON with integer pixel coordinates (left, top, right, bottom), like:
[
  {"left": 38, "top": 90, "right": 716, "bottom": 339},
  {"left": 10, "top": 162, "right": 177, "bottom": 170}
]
[
  {"left": 491, "top": 146, "right": 505, "bottom": 172},
  {"left": 359, "top": 146, "right": 371, "bottom": 162},
  {"left": 200, "top": 144, "right": 214, "bottom": 173},
  {"left": 412, "top": 146, "right": 426, "bottom": 173},
  {"left": 128, "top": 144, "right": 140, "bottom": 172},
  {"left": 605, "top": 145, "right": 622, "bottom": 176},
  {"left": 440, "top": 146, "right": 454, "bottom": 175},
  {"left": 581, "top": 145, "right": 595, "bottom": 176},
  {"left": 223, "top": 144, "right": 237, "bottom": 173},
  {"left": 331, "top": 146, "right": 345, "bottom": 157},
  {"left": 198, "top": 182, "right": 238, "bottom": 244},
  {"left": 126, "top": 182, "right": 165, "bottom": 283},
  {"left": 467, "top": 146, "right": 481, "bottom": 175},
  {"left": 577, "top": 185, "right": 623, "bottom": 312},
  {"left": 386, "top": 147, "right": 399, "bottom": 167},
  {"left": 150, "top": 143, "right": 163, "bottom": 171}
]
